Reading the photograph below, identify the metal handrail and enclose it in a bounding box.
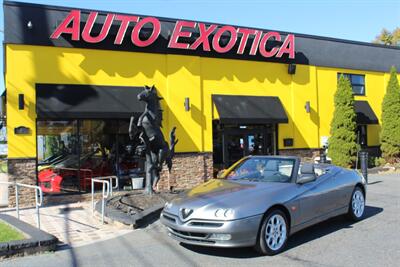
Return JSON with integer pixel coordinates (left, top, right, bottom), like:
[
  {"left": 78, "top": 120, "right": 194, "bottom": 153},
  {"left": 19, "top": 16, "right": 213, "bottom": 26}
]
[
  {"left": 91, "top": 179, "right": 110, "bottom": 224},
  {"left": 92, "top": 176, "right": 118, "bottom": 196},
  {"left": 0, "top": 181, "right": 43, "bottom": 229}
]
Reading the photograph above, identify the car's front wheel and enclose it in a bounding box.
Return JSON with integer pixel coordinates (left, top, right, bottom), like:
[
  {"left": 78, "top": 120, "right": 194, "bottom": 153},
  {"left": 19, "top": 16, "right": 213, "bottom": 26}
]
[
  {"left": 255, "top": 209, "right": 288, "bottom": 255},
  {"left": 348, "top": 186, "right": 365, "bottom": 221}
]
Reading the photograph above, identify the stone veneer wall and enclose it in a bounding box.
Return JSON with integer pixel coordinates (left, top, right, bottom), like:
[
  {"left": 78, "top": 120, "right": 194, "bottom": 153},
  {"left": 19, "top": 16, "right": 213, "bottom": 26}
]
[
  {"left": 278, "top": 149, "right": 321, "bottom": 163},
  {"left": 7, "top": 158, "right": 37, "bottom": 207},
  {"left": 7, "top": 153, "right": 213, "bottom": 206},
  {"left": 157, "top": 152, "right": 213, "bottom": 191}
]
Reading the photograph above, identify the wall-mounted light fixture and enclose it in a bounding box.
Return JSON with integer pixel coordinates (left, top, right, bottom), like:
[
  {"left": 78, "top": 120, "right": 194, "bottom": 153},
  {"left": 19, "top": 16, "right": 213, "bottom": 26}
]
[
  {"left": 288, "top": 63, "right": 296, "bottom": 75},
  {"left": 14, "top": 126, "right": 30, "bottom": 135},
  {"left": 283, "top": 138, "right": 294, "bottom": 147},
  {"left": 184, "top": 97, "right": 190, "bottom": 111},
  {"left": 27, "top": 21, "right": 33, "bottom": 29},
  {"left": 304, "top": 101, "right": 311, "bottom": 113},
  {"left": 18, "top": 94, "right": 24, "bottom": 110}
]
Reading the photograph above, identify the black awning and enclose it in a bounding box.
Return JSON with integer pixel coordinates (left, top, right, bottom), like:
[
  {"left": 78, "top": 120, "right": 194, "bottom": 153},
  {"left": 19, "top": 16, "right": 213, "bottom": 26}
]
[
  {"left": 354, "top": 101, "right": 379, "bottom": 124},
  {"left": 212, "top": 95, "right": 288, "bottom": 124},
  {"left": 36, "top": 84, "right": 146, "bottom": 119}
]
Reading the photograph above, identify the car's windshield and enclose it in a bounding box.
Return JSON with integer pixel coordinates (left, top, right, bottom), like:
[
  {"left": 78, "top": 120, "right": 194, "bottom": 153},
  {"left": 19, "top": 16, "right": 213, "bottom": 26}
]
[{"left": 222, "top": 157, "right": 295, "bottom": 183}]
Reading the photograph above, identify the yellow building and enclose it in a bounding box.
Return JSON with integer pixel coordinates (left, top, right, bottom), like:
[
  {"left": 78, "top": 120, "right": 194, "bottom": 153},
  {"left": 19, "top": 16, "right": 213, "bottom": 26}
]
[{"left": 3, "top": 1, "right": 400, "bottom": 201}]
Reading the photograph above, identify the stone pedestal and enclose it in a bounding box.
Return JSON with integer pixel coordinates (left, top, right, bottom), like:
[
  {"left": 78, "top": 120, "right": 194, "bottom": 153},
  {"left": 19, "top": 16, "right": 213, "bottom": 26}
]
[
  {"left": 7, "top": 158, "right": 37, "bottom": 208},
  {"left": 158, "top": 152, "right": 213, "bottom": 191}
]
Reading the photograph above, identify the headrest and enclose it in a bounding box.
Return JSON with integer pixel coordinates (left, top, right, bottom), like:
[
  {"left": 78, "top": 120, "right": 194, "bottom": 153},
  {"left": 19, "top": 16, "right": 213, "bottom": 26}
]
[{"left": 300, "top": 163, "right": 315, "bottom": 175}]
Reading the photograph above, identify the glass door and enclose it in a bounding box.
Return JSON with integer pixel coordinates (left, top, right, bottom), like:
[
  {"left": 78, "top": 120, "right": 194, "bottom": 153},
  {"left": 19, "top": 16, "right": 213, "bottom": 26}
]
[{"left": 220, "top": 125, "right": 276, "bottom": 168}]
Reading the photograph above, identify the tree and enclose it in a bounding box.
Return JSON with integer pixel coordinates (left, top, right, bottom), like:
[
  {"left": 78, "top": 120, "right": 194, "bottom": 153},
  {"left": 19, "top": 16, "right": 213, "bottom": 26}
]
[
  {"left": 373, "top": 27, "right": 400, "bottom": 46},
  {"left": 380, "top": 66, "right": 400, "bottom": 163},
  {"left": 328, "top": 75, "right": 358, "bottom": 168}
]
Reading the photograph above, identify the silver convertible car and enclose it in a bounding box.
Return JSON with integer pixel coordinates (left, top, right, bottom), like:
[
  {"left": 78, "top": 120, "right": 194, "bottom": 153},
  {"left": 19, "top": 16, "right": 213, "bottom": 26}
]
[{"left": 160, "top": 156, "right": 366, "bottom": 255}]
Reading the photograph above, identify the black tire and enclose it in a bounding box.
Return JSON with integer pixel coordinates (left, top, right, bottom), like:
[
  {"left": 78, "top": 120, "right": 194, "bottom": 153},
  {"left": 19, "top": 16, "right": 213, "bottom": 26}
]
[
  {"left": 347, "top": 186, "right": 365, "bottom": 221},
  {"left": 255, "top": 209, "right": 289, "bottom": 256}
]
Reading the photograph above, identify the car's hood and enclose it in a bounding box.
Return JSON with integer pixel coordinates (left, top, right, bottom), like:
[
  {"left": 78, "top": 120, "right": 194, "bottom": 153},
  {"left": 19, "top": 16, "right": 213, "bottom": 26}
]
[{"left": 164, "top": 179, "right": 294, "bottom": 221}]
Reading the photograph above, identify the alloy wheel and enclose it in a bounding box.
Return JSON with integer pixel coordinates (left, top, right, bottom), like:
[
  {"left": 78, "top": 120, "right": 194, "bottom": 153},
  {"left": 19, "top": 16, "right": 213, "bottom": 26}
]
[
  {"left": 352, "top": 190, "right": 365, "bottom": 218},
  {"left": 264, "top": 214, "right": 287, "bottom": 251}
]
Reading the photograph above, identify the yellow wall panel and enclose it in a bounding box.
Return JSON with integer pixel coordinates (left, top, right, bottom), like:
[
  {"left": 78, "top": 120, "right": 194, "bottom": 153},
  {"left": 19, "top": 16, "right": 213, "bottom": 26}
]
[
  {"left": 166, "top": 55, "right": 203, "bottom": 152},
  {"left": 5, "top": 44, "right": 393, "bottom": 159},
  {"left": 317, "top": 66, "right": 388, "bottom": 147}
]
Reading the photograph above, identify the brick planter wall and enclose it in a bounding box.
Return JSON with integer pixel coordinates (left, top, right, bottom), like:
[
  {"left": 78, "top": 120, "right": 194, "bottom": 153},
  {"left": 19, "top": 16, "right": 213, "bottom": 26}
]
[
  {"left": 157, "top": 152, "right": 213, "bottom": 191},
  {"left": 7, "top": 158, "right": 37, "bottom": 208}
]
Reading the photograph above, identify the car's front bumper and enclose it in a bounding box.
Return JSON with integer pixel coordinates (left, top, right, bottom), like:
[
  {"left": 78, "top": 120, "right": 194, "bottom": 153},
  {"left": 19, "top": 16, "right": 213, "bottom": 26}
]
[{"left": 160, "top": 211, "right": 263, "bottom": 247}]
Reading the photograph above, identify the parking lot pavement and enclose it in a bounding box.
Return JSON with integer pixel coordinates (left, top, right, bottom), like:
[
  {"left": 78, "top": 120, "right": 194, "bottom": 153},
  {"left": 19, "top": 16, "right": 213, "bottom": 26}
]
[{"left": 2, "top": 173, "right": 399, "bottom": 267}]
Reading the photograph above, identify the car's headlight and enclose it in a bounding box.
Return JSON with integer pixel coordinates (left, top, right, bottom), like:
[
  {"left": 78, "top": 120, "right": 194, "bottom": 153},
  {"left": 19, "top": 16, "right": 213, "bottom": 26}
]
[
  {"left": 214, "top": 208, "right": 234, "bottom": 219},
  {"left": 164, "top": 202, "right": 172, "bottom": 210}
]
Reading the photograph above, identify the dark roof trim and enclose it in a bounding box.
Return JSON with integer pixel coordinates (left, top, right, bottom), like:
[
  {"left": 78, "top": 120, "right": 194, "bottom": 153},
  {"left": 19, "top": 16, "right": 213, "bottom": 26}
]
[
  {"left": 3, "top": 0, "right": 399, "bottom": 51},
  {"left": 354, "top": 100, "right": 379, "bottom": 125},
  {"left": 212, "top": 94, "right": 288, "bottom": 124},
  {"left": 4, "top": 1, "right": 400, "bottom": 73}
]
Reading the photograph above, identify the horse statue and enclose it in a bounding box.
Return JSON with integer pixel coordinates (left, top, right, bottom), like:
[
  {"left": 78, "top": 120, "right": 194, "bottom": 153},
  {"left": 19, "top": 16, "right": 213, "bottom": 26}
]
[{"left": 129, "top": 85, "right": 178, "bottom": 194}]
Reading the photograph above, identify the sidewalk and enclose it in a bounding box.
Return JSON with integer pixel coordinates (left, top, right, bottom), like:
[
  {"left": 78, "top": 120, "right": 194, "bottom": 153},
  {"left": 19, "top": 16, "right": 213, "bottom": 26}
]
[{"left": 1, "top": 202, "right": 132, "bottom": 248}]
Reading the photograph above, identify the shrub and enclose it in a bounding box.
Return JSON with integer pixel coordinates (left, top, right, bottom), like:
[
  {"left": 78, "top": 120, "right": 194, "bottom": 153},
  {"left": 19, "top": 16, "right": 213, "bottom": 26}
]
[
  {"left": 328, "top": 75, "right": 358, "bottom": 168},
  {"left": 380, "top": 66, "right": 400, "bottom": 163},
  {"left": 375, "top": 157, "right": 386, "bottom": 167}
]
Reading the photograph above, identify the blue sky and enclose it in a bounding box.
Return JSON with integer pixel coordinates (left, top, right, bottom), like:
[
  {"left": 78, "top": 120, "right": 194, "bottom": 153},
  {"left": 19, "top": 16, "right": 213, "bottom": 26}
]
[{"left": 0, "top": 0, "right": 399, "bottom": 94}]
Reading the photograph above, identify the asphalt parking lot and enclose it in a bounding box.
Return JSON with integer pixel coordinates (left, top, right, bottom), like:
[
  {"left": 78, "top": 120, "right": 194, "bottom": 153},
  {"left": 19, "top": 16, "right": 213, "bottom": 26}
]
[{"left": 2, "top": 173, "right": 399, "bottom": 267}]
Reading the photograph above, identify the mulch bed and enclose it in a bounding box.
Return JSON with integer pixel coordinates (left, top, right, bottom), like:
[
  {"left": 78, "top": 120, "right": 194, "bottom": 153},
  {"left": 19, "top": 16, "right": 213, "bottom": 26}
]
[{"left": 106, "top": 191, "right": 181, "bottom": 219}]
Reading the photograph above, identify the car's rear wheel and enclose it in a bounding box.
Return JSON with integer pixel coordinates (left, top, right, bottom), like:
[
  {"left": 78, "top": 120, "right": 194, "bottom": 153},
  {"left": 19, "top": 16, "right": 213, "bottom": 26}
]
[
  {"left": 255, "top": 209, "right": 288, "bottom": 255},
  {"left": 348, "top": 186, "right": 365, "bottom": 221}
]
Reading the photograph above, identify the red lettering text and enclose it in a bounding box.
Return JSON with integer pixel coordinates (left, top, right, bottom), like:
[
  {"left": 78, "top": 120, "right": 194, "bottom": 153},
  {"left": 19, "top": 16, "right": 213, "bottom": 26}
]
[
  {"left": 237, "top": 28, "right": 257, "bottom": 54},
  {"left": 212, "top": 26, "right": 238, "bottom": 53},
  {"left": 82, "top": 12, "right": 114, "bottom": 43},
  {"left": 168, "top": 20, "right": 196, "bottom": 49},
  {"left": 276, "top": 34, "right": 295, "bottom": 59},
  {"left": 189, "top": 23, "right": 217, "bottom": 51},
  {"left": 259, "top": 31, "right": 281, "bottom": 58},
  {"left": 50, "top": 9, "right": 81, "bottom": 41},
  {"left": 131, "top": 17, "right": 161, "bottom": 47},
  {"left": 114, "top": 15, "right": 139, "bottom": 45},
  {"left": 250, "top": 30, "right": 262, "bottom": 55}
]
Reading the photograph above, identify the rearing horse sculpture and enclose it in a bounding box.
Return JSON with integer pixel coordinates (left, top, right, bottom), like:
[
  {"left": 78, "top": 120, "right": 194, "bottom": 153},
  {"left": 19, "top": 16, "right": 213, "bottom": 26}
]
[{"left": 129, "top": 85, "right": 178, "bottom": 194}]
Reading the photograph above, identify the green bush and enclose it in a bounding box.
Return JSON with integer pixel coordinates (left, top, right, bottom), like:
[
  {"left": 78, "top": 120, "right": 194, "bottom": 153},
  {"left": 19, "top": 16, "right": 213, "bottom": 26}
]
[
  {"left": 328, "top": 75, "right": 358, "bottom": 168},
  {"left": 375, "top": 157, "right": 386, "bottom": 167},
  {"left": 380, "top": 66, "right": 400, "bottom": 163}
]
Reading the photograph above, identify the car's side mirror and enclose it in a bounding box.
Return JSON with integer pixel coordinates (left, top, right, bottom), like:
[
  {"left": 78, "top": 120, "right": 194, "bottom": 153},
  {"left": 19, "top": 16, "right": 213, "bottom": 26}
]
[{"left": 297, "top": 163, "right": 316, "bottom": 184}]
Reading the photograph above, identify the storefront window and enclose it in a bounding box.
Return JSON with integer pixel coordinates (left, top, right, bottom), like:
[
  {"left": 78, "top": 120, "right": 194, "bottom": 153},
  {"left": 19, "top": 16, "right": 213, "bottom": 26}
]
[
  {"left": 37, "top": 120, "right": 80, "bottom": 194},
  {"left": 37, "top": 119, "right": 141, "bottom": 194}
]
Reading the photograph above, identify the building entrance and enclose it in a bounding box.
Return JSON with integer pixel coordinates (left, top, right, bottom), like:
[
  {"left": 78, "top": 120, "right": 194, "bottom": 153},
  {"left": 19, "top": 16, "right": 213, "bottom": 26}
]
[{"left": 213, "top": 123, "right": 276, "bottom": 170}]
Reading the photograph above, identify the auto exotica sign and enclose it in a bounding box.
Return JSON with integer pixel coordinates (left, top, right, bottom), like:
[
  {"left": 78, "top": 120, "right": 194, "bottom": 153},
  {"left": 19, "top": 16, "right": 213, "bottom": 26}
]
[{"left": 50, "top": 10, "right": 295, "bottom": 59}]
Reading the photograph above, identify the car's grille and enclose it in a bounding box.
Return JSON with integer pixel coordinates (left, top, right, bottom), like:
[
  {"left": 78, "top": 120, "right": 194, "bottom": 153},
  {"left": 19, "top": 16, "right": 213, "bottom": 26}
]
[
  {"left": 172, "top": 229, "right": 207, "bottom": 238},
  {"left": 188, "top": 222, "right": 223, "bottom": 227},
  {"left": 162, "top": 211, "right": 224, "bottom": 228}
]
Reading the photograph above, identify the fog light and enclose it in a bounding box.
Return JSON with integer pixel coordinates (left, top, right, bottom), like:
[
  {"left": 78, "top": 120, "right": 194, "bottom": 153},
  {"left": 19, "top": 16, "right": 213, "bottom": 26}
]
[{"left": 208, "top": 233, "right": 232, "bottom": 241}]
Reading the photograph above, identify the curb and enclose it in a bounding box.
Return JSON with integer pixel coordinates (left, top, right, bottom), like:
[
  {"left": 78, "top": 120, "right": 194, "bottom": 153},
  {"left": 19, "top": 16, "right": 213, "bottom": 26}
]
[
  {"left": 368, "top": 166, "right": 399, "bottom": 174},
  {"left": 0, "top": 214, "right": 58, "bottom": 259}
]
